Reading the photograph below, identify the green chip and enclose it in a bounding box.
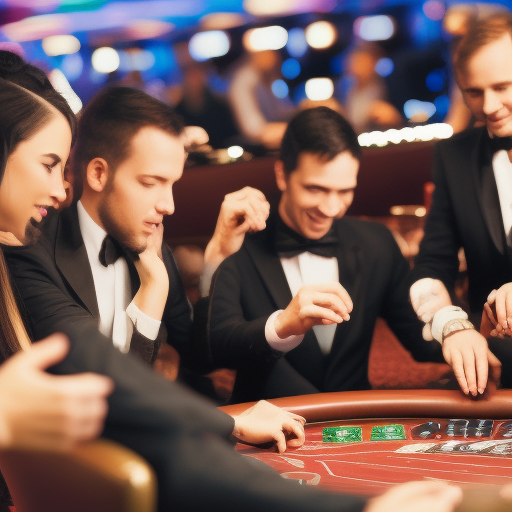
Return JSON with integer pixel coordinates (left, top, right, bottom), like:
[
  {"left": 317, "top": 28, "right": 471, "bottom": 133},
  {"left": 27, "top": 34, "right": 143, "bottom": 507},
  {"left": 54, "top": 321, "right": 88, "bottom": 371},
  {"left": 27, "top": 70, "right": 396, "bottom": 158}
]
[
  {"left": 371, "top": 424, "right": 406, "bottom": 441},
  {"left": 322, "top": 426, "right": 363, "bottom": 443}
]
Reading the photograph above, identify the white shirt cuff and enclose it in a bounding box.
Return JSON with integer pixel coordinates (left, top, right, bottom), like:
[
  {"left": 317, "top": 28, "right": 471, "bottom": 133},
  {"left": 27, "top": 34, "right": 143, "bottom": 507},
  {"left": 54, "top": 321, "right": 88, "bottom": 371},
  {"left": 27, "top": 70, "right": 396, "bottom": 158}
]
[
  {"left": 431, "top": 306, "right": 468, "bottom": 343},
  {"left": 265, "top": 310, "right": 304, "bottom": 353},
  {"left": 126, "top": 301, "right": 161, "bottom": 341}
]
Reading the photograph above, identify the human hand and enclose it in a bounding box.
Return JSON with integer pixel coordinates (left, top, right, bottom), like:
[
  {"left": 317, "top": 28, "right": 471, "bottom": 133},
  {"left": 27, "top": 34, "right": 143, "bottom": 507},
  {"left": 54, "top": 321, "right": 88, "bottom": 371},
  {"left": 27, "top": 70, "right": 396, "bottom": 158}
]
[
  {"left": 274, "top": 282, "right": 352, "bottom": 339},
  {"left": 365, "top": 481, "right": 462, "bottom": 512},
  {"left": 133, "top": 223, "right": 169, "bottom": 320},
  {"left": 442, "top": 329, "right": 501, "bottom": 396},
  {"left": 204, "top": 187, "right": 270, "bottom": 268},
  {"left": 0, "top": 334, "right": 113, "bottom": 450},
  {"left": 485, "top": 285, "right": 512, "bottom": 338},
  {"left": 231, "top": 400, "right": 306, "bottom": 453}
]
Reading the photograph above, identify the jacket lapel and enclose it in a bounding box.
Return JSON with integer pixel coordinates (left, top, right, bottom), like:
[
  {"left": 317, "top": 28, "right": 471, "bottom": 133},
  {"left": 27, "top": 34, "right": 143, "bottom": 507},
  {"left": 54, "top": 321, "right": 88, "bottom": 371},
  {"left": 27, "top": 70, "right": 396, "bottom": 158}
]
[
  {"left": 55, "top": 204, "right": 100, "bottom": 319},
  {"left": 472, "top": 131, "right": 506, "bottom": 255},
  {"left": 244, "top": 229, "right": 293, "bottom": 311},
  {"left": 329, "top": 219, "right": 362, "bottom": 355}
]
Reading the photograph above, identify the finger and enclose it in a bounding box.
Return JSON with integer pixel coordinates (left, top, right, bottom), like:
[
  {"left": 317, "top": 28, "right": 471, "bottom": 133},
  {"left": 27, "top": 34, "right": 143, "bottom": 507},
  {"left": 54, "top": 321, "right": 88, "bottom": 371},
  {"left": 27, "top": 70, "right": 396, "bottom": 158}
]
[
  {"left": 505, "top": 293, "right": 512, "bottom": 329},
  {"left": 461, "top": 347, "right": 478, "bottom": 396},
  {"left": 52, "top": 373, "right": 114, "bottom": 398},
  {"left": 487, "top": 289, "right": 497, "bottom": 304},
  {"left": 447, "top": 348, "right": 469, "bottom": 395},
  {"left": 286, "top": 412, "right": 306, "bottom": 425},
  {"left": 299, "top": 304, "right": 343, "bottom": 324},
  {"left": 484, "top": 302, "right": 498, "bottom": 327},
  {"left": 495, "top": 292, "right": 508, "bottom": 329},
  {"left": 274, "top": 430, "right": 287, "bottom": 453},
  {"left": 474, "top": 345, "right": 489, "bottom": 395},
  {"left": 22, "top": 334, "right": 70, "bottom": 370},
  {"left": 309, "top": 291, "right": 351, "bottom": 319},
  {"left": 283, "top": 418, "right": 305, "bottom": 447}
]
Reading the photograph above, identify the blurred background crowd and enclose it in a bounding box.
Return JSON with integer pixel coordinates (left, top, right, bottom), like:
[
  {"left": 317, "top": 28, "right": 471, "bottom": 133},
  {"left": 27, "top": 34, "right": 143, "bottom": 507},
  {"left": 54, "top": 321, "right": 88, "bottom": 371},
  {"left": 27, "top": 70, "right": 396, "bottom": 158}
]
[{"left": 1, "top": 0, "right": 510, "bottom": 155}]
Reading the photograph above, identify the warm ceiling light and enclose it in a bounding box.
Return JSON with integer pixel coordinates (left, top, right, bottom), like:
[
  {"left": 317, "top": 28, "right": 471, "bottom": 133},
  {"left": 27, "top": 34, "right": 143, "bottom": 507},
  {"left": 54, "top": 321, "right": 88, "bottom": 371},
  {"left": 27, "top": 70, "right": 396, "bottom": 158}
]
[
  {"left": 305, "top": 77, "right": 334, "bottom": 101},
  {"left": 243, "top": 26, "right": 288, "bottom": 52},
  {"left": 42, "top": 35, "right": 80, "bottom": 57},
  {"left": 91, "top": 47, "right": 120, "bottom": 74},
  {"left": 189, "top": 31, "right": 230, "bottom": 61},
  {"left": 305, "top": 21, "right": 337, "bottom": 49}
]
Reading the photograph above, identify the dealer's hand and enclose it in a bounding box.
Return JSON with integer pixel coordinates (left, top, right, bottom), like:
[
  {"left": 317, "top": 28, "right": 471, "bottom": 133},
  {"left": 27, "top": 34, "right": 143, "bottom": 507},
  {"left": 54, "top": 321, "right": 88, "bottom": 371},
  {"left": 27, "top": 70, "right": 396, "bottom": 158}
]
[
  {"left": 442, "top": 329, "right": 501, "bottom": 396},
  {"left": 485, "top": 284, "right": 512, "bottom": 338},
  {"left": 274, "top": 282, "right": 352, "bottom": 339},
  {"left": 231, "top": 400, "right": 306, "bottom": 453},
  {"left": 365, "top": 481, "right": 462, "bottom": 512}
]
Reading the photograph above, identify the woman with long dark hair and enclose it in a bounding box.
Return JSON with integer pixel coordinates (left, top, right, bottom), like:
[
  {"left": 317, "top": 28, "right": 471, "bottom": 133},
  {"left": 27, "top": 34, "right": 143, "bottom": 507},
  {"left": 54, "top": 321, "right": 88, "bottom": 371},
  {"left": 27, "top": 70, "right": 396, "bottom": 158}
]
[{"left": 0, "top": 50, "right": 112, "bottom": 509}]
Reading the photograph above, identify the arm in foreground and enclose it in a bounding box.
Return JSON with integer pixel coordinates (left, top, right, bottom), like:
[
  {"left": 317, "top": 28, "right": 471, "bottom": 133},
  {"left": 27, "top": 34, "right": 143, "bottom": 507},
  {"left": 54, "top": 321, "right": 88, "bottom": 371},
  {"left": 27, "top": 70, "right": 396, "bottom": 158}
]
[{"left": 0, "top": 334, "right": 112, "bottom": 450}]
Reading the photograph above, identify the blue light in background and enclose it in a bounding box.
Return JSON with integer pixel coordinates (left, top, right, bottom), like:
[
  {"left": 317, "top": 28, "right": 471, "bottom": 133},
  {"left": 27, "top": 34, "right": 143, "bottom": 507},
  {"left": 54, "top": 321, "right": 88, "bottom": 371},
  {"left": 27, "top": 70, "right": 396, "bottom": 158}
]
[
  {"left": 61, "top": 52, "right": 83, "bottom": 81},
  {"left": 286, "top": 27, "right": 308, "bottom": 58},
  {"left": 434, "top": 94, "right": 450, "bottom": 119},
  {"left": 375, "top": 57, "right": 394, "bottom": 77},
  {"left": 426, "top": 69, "right": 445, "bottom": 92},
  {"left": 404, "top": 99, "right": 436, "bottom": 119},
  {"left": 272, "top": 79, "right": 289, "bottom": 98},
  {"left": 281, "top": 58, "right": 300, "bottom": 79}
]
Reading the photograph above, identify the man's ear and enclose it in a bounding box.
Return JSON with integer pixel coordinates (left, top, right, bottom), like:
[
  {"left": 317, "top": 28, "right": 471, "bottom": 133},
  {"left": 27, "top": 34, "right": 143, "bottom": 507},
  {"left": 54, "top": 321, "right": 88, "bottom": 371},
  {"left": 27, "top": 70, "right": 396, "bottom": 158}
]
[
  {"left": 86, "top": 158, "right": 109, "bottom": 192},
  {"left": 274, "top": 160, "right": 287, "bottom": 192}
]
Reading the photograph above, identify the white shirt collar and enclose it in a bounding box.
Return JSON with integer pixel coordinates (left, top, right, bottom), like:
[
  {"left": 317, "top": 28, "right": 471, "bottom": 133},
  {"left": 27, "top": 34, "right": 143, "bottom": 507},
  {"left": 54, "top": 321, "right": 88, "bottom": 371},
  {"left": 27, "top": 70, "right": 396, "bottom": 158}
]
[{"left": 77, "top": 200, "right": 107, "bottom": 264}]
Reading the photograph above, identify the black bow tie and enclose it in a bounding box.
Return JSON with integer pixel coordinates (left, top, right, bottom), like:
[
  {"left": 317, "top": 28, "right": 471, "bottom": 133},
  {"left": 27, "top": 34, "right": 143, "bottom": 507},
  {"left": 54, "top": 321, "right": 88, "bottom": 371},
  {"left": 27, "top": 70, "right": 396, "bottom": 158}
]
[
  {"left": 99, "top": 235, "right": 124, "bottom": 267},
  {"left": 274, "top": 218, "right": 338, "bottom": 258},
  {"left": 489, "top": 134, "right": 512, "bottom": 153}
]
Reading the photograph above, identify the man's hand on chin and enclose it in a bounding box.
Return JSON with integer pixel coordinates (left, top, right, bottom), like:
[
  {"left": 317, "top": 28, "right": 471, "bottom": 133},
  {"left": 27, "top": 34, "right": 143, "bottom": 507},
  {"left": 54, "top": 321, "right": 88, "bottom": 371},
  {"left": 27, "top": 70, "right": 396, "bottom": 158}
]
[{"left": 231, "top": 400, "right": 306, "bottom": 453}]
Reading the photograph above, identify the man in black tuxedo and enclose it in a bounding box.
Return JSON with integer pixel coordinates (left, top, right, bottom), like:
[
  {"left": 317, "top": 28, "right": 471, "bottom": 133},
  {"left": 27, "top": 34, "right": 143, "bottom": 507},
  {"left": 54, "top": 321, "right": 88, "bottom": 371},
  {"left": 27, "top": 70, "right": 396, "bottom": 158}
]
[
  {"left": 409, "top": 13, "right": 512, "bottom": 397},
  {"left": 208, "top": 107, "right": 444, "bottom": 403},
  {"left": 4, "top": 86, "right": 269, "bottom": 376}
]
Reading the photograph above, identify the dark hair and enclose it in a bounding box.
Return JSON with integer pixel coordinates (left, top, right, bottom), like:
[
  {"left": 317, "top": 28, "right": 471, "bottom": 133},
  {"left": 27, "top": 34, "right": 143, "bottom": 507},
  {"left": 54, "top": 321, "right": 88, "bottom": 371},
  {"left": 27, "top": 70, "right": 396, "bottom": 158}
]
[
  {"left": 0, "top": 51, "right": 76, "bottom": 182},
  {"left": 72, "top": 86, "right": 184, "bottom": 186},
  {"left": 453, "top": 12, "right": 512, "bottom": 76},
  {"left": 279, "top": 107, "right": 362, "bottom": 176},
  {"left": 0, "top": 51, "right": 76, "bottom": 359}
]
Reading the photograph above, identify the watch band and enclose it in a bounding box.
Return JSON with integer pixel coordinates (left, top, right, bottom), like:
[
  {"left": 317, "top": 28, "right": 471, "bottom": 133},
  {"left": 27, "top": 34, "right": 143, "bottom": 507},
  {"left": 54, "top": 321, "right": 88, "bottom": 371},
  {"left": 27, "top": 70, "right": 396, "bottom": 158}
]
[{"left": 442, "top": 318, "right": 475, "bottom": 343}]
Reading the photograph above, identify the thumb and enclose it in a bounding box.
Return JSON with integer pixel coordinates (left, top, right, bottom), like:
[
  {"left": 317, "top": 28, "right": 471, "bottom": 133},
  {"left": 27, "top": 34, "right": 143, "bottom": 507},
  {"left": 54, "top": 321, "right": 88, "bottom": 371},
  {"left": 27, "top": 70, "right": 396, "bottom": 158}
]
[{"left": 21, "top": 334, "right": 70, "bottom": 371}]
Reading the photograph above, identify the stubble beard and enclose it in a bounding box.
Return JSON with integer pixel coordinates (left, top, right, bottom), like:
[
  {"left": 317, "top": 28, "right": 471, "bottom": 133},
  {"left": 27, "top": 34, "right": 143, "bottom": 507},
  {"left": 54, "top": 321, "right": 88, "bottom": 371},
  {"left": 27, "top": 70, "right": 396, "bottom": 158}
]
[{"left": 97, "top": 192, "right": 147, "bottom": 255}]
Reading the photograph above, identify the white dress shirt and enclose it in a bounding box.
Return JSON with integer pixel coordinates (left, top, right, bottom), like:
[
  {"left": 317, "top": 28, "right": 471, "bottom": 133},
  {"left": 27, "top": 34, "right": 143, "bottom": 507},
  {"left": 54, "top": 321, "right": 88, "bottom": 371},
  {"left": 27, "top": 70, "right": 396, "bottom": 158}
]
[
  {"left": 77, "top": 201, "right": 160, "bottom": 353},
  {"left": 265, "top": 251, "right": 339, "bottom": 355}
]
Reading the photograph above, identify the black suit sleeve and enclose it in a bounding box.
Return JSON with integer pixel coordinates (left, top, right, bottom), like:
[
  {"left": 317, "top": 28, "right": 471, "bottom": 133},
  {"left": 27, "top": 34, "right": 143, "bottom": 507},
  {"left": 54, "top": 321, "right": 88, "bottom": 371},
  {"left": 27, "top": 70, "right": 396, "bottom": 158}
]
[
  {"left": 410, "top": 142, "right": 462, "bottom": 295},
  {"left": 208, "top": 256, "right": 277, "bottom": 368},
  {"left": 51, "top": 323, "right": 367, "bottom": 512}
]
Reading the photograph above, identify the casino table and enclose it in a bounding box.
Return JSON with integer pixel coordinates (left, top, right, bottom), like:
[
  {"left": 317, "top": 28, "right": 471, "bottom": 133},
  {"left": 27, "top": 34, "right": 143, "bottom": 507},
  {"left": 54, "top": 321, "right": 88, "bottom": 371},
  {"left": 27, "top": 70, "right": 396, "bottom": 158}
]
[{"left": 220, "top": 389, "right": 512, "bottom": 512}]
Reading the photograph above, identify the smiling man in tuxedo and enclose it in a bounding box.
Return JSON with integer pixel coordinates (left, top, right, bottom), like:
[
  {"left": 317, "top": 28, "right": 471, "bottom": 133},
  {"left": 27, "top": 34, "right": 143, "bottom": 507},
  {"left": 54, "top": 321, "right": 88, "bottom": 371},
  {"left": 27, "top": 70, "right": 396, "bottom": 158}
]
[
  {"left": 410, "top": 12, "right": 512, "bottom": 397},
  {"left": 209, "top": 106, "right": 444, "bottom": 403}
]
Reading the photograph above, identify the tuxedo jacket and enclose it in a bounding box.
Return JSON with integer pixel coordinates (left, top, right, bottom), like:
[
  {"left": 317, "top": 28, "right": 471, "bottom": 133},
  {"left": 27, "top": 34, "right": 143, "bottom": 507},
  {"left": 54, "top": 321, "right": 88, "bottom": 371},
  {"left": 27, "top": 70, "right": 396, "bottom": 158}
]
[
  {"left": 3, "top": 203, "right": 192, "bottom": 366},
  {"left": 411, "top": 127, "right": 512, "bottom": 320},
  {"left": 209, "top": 215, "right": 443, "bottom": 402}
]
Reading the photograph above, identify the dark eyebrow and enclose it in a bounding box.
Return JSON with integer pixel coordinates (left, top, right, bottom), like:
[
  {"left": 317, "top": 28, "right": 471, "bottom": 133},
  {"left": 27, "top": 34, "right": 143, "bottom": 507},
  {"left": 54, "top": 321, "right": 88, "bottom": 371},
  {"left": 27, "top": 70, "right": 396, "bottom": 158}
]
[
  {"left": 140, "top": 174, "right": 169, "bottom": 184},
  {"left": 42, "top": 153, "right": 61, "bottom": 165}
]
